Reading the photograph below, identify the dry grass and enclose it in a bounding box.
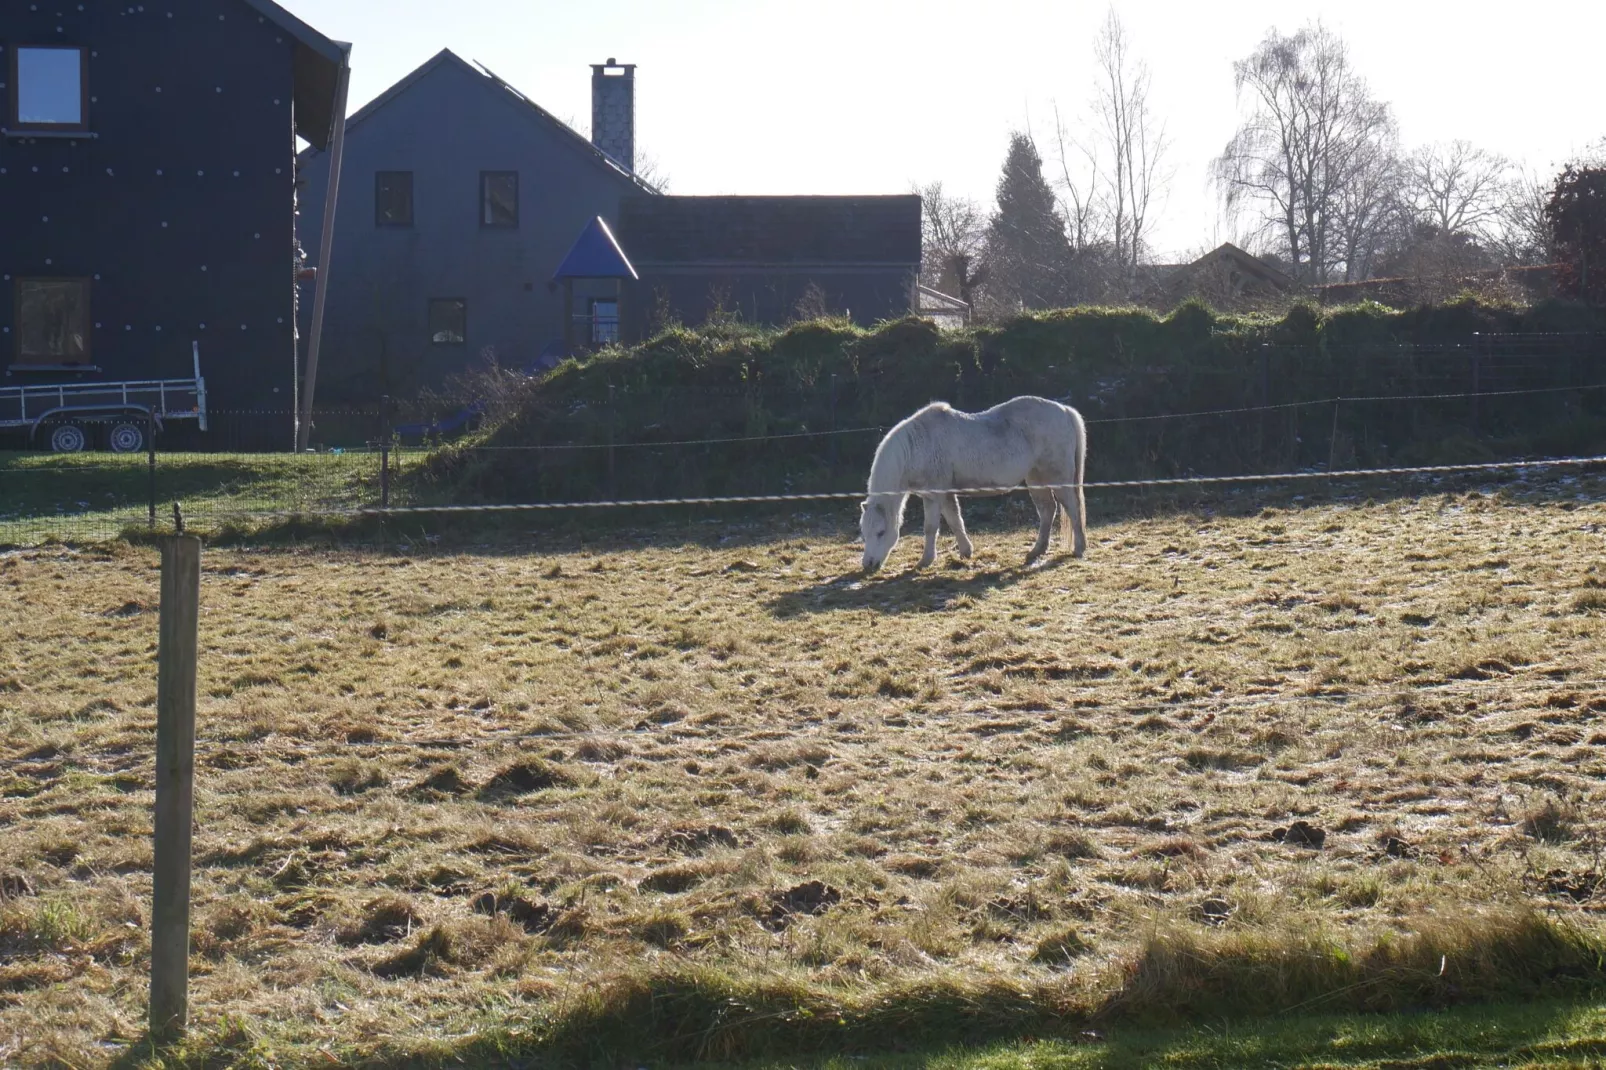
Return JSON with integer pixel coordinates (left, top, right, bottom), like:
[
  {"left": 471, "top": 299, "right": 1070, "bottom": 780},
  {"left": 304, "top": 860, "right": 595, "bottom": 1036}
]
[{"left": 3, "top": 474, "right": 1606, "bottom": 1065}]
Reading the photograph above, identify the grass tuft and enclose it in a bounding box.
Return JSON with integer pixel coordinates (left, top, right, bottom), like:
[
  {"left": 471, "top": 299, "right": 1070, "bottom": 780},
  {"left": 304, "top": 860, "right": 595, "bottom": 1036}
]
[{"left": 477, "top": 759, "right": 575, "bottom": 799}]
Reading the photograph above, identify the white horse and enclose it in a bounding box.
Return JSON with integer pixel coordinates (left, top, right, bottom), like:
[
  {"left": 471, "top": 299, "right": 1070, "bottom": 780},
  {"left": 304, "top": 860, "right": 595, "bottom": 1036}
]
[{"left": 859, "top": 396, "right": 1087, "bottom": 573}]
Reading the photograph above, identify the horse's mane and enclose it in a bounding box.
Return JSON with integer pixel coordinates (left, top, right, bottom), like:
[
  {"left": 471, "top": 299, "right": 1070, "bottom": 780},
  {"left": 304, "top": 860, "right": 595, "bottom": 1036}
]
[
  {"left": 867, "top": 402, "right": 951, "bottom": 497},
  {"left": 866, "top": 425, "right": 910, "bottom": 496}
]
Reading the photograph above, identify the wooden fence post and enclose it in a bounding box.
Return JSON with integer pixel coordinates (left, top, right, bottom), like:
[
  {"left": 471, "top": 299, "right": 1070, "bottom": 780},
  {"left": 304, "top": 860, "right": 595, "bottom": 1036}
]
[
  {"left": 1470, "top": 334, "right": 1483, "bottom": 438},
  {"left": 1258, "top": 345, "right": 1271, "bottom": 469},
  {"left": 828, "top": 373, "right": 839, "bottom": 473},
  {"left": 606, "top": 383, "right": 617, "bottom": 500},
  {"left": 150, "top": 535, "right": 201, "bottom": 1042},
  {"left": 147, "top": 412, "right": 158, "bottom": 530},
  {"left": 379, "top": 394, "right": 392, "bottom": 511}
]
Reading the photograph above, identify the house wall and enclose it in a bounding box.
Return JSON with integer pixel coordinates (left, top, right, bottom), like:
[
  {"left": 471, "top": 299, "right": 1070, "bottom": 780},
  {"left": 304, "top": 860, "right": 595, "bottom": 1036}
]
[
  {"left": 0, "top": 0, "right": 304, "bottom": 448},
  {"left": 295, "top": 57, "right": 642, "bottom": 404},
  {"left": 626, "top": 268, "right": 917, "bottom": 337}
]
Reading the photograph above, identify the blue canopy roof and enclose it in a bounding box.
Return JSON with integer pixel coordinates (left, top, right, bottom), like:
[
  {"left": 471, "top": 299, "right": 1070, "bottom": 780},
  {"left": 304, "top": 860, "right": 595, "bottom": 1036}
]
[{"left": 553, "top": 217, "right": 638, "bottom": 281}]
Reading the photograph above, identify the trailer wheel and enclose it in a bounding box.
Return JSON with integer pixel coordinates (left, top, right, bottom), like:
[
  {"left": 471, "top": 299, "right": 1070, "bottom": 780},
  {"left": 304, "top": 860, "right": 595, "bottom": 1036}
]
[
  {"left": 108, "top": 421, "right": 148, "bottom": 454},
  {"left": 46, "top": 422, "right": 89, "bottom": 453}
]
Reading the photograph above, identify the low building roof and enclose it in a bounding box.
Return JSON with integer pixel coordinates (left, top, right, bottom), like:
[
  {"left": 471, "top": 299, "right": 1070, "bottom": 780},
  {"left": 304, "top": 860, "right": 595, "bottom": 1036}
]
[{"left": 616, "top": 195, "right": 922, "bottom": 267}]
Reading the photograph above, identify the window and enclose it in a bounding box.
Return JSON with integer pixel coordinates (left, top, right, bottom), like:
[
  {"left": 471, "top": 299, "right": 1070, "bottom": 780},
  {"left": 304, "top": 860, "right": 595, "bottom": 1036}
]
[
  {"left": 9, "top": 46, "right": 88, "bottom": 130},
  {"left": 15, "top": 279, "right": 91, "bottom": 366},
  {"left": 590, "top": 298, "right": 619, "bottom": 345},
  {"left": 481, "top": 171, "right": 518, "bottom": 228},
  {"left": 428, "top": 299, "right": 466, "bottom": 345},
  {"left": 375, "top": 171, "right": 413, "bottom": 227}
]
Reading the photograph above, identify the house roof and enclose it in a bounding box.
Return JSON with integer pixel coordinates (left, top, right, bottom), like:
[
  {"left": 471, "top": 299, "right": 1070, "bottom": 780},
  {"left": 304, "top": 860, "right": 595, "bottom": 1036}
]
[
  {"left": 917, "top": 285, "right": 968, "bottom": 313},
  {"left": 240, "top": 0, "right": 349, "bottom": 150},
  {"left": 554, "top": 217, "right": 639, "bottom": 281},
  {"left": 301, "top": 48, "right": 655, "bottom": 193},
  {"left": 616, "top": 195, "right": 922, "bottom": 266},
  {"left": 1149, "top": 242, "right": 1296, "bottom": 300}
]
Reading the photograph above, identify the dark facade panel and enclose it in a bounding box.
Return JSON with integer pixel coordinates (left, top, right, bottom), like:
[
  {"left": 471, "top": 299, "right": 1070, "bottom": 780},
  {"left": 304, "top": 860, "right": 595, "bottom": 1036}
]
[{"left": 1, "top": 0, "right": 323, "bottom": 448}]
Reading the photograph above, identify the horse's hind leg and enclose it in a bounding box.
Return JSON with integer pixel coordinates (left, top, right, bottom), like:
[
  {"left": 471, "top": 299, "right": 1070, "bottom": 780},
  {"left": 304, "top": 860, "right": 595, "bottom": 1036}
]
[
  {"left": 939, "top": 494, "right": 973, "bottom": 559},
  {"left": 1025, "top": 488, "right": 1055, "bottom": 566},
  {"left": 1053, "top": 486, "right": 1087, "bottom": 558},
  {"left": 917, "top": 495, "right": 941, "bottom": 569}
]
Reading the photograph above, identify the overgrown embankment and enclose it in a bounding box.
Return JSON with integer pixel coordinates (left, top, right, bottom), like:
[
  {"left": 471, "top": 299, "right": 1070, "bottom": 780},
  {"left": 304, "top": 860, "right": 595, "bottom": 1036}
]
[{"left": 411, "top": 299, "right": 1605, "bottom": 507}]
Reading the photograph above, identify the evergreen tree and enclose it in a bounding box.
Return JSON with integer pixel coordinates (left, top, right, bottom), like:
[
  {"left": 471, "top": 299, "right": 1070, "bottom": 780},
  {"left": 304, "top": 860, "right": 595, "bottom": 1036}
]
[
  {"left": 985, "top": 133, "right": 1073, "bottom": 310},
  {"left": 1546, "top": 165, "right": 1606, "bottom": 304}
]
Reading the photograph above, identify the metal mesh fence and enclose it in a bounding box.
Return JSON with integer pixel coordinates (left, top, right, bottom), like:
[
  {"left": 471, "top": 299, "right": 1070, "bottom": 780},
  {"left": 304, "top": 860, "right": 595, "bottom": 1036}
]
[{"left": 4, "top": 337, "right": 1604, "bottom": 545}]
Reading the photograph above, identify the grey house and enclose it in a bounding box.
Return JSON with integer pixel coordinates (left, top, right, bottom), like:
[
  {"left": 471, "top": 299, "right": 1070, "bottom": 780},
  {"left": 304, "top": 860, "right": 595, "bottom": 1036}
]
[
  {"left": 298, "top": 50, "right": 924, "bottom": 408},
  {"left": 294, "top": 49, "right": 652, "bottom": 403}
]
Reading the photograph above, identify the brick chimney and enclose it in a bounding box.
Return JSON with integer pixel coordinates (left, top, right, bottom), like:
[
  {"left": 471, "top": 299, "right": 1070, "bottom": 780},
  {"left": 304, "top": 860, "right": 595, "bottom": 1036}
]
[{"left": 590, "top": 58, "right": 635, "bottom": 172}]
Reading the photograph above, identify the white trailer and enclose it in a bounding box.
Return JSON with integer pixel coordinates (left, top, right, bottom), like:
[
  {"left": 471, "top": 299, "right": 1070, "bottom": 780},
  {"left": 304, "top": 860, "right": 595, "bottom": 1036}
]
[{"left": 1, "top": 343, "right": 208, "bottom": 453}]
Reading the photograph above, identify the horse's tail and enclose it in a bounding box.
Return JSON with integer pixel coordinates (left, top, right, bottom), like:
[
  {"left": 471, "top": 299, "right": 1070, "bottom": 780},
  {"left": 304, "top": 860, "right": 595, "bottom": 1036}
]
[{"left": 1061, "top": 407, "right": 1088, "bottom": 553}]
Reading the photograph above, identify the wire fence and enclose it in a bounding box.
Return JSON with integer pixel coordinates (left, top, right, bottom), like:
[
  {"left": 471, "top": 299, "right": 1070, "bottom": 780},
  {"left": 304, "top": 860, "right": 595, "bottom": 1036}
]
[{"left": 3, "top": 336, "right": 1604, "bottom": 544}]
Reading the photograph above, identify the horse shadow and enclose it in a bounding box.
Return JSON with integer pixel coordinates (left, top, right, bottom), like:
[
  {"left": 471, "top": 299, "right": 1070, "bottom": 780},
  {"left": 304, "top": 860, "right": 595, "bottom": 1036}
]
[{"left": 765, "top": 551, "right": 1076, "bottom": 618}]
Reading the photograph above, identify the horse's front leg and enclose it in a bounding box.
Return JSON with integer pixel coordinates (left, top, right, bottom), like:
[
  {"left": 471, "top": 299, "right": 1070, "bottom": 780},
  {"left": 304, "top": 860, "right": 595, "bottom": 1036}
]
[
  {"left": 917, "top": 495, "right": 941, "bottom": 569},
  {"left": 939, "top": 494, "right": 973, "bottom": 559},
  {"left": 1025, "top": 488, "right": 1056, "bottom": 566}
]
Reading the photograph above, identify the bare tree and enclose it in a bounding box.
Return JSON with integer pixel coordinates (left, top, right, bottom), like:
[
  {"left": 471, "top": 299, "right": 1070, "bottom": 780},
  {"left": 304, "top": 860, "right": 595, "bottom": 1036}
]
[
  {"left": 1213, "top": 22, "right": 1399, "bottom": 284},
  {"left": 1089, "top": 8, "right": 1169, "bottom": 279},
  {"left": 915, "top": 181, "right": 987, "bottom": 304},
  {"left": 1332, "top": 133, "right": 1405, "bottom": 282},
  {"left": 1049, "top": 103, "right": 1121, "bottom": 303},
  {"left": 1489, "top": 167, "right": 1555, "bottom": 265},
  {"left": 1046, "top": 9, "right": 1169, "bottom": 296},
  {"left": 1404, "top": 141, "right": 1512, "bottom": 238},
  {"left": 633, "top": 148, "right": 671, "bottom": 193},
  {"left": 1049, "top": 103, "right": 1105, "bottom": 256}
]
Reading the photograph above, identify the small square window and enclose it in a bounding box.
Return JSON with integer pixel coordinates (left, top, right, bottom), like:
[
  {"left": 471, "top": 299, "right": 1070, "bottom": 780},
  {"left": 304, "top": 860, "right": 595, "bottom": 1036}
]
[
  {"left": 590, "top": 299, "right": 619, "bottom": 345},
  {"left": 10, "top": 46, "right": 88, "bottom": 130},
  {"left": 481, "top": 171, "right": 518, "bottom": 228},
  {"left": 15, "top": 278, "right": 91, "bottom": 366},
  {"left": 375, "top": 171, "right": 413, "bottom": 227},
  {"left": 429, "top": 299, "right": 466, "bottom": 345}
]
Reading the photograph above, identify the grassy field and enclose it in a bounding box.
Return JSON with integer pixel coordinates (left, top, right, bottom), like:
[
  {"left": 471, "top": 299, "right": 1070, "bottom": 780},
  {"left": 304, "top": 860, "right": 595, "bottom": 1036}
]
[
  {"left": 0, "top": 450, "right": 386, "bottom": 545},
  {"left": 3, "top": 472, "right": 1606, "bottom": 1067}
]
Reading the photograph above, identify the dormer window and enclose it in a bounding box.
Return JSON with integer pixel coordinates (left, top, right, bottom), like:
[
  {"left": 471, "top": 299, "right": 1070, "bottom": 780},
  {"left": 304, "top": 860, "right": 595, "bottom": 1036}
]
[{"left": 9, "top": 46, "right": 88, "bottom": 131}]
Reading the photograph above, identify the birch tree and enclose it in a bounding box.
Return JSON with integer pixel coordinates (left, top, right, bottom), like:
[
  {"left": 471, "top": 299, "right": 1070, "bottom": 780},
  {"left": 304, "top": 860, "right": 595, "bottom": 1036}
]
[{"left": 1213, "top": 22, "right": 1398, "bottom": 283}]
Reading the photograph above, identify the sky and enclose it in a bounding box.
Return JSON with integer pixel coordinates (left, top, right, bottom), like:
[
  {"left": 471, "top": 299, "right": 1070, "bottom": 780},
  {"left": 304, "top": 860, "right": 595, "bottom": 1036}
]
[{"left": 281, "top": 0, "right": 1606, "bottom": 262}]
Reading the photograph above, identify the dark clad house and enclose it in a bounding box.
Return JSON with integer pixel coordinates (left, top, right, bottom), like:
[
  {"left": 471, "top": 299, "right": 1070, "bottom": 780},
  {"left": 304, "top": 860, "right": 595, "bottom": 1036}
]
[
  {"left": 1, "top": 0, "right": 347, "bottom": 449},
  {"left": 612, "top": 195, "right": 922, "bottom": 339},
  {"left": 294, "top": 50, "right": 653, "bottom": 404}
]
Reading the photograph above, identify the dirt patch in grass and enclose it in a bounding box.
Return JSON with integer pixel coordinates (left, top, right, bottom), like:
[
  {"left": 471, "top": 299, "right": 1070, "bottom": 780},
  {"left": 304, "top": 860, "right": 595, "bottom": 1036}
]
[{"left": 3, "top": 475, "right": 1606, "bottom": 1064}]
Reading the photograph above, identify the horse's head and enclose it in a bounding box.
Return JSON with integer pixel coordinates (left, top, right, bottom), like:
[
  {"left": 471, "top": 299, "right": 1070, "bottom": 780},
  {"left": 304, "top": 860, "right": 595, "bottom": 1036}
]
[{"left": 860, "top": 497, "right": 899, "bottom": 573}]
